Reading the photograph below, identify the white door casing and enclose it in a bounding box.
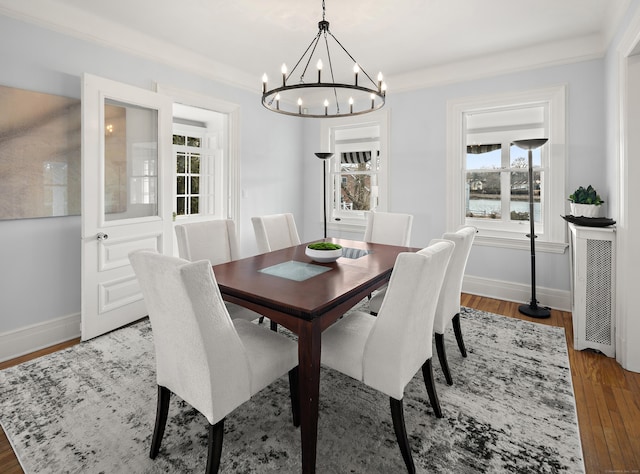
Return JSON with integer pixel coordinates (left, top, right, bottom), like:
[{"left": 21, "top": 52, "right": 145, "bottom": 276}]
[{"left": 81, "top": 74, "right": 173, "bottom": 340}]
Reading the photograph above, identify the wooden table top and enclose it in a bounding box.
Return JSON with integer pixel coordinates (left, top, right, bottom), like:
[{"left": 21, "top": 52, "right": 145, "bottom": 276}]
[{"left": 212, "top": 238, "right": 417, "bottom": 321}]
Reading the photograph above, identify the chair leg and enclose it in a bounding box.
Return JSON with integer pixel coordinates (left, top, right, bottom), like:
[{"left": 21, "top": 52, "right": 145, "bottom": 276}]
[
  {"left": 421, "top": 358, "right": 443, "bottom": 418},
  {"left": 206, "top": 419, "right": 224, "bottom": 474},
  {"left": 288, "top": 366, "right": 300, "bottom": 427},
  {"left": 150, "top": 385, "right": 171, "bottom": 459},
  {"left": 452, "top": 313, "right": 467, "bottom": 357},
  {"left": 435, "top": 333, "right": 453, "bottom": 386},
  {"left": 390, "top": 397, "right": 416, "bottom": 474},
  {"left": 270, "top": 320, "right": 278, "bottom": 332},
  {"left": 259, "top": 316, "right": 265, "bottom": 324}
]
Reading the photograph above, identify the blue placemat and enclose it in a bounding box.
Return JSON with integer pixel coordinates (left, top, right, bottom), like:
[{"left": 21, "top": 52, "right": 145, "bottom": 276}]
[
  {"left": 341, "top": 247, "right": 373, "bottom": 259},
  {"left": 259, "top": 260, "right": 332, "bottom": 281}
]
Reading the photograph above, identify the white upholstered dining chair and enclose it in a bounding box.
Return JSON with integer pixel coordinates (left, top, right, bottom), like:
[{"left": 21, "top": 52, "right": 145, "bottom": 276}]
[
  {"left": 431, "top": 226, "right": 476, "bottom": 385},
  {"left": 251, "top": 213, "right": 301, "bottom": 254},
  {"left": 129, "top": 250, "right": 299, "bottom": 474},
  {"left": 320, "top": 241, "right": 454, "bottom": 473},
  {"left": 369, "top": 226, "right": 476, "bottom": 386},
  {"left": 363, "top": 211, "right": 414, "bottom": 246},
  {"left": 175, "top": 220, "right": 265, "bottom": 324}
]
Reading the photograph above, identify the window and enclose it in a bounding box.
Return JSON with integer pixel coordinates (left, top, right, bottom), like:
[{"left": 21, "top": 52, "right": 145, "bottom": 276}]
[
  {"left": 447, "top": 86, "right": 567, "bottom": 253},
  {"left": 320, "top": 110, "right": 389, "bottom": 230},
  {"left": 332, "top": 130, "right": 380, "bottom": 217},
  {"left": 174, "top": 130, "right": 204, "bottom": 216},
  {"left": 172, "top": 117, "right": 225, "bottom": 220},
  {"left": 156, "top": 84, "right": 240, "bottom": 225}
]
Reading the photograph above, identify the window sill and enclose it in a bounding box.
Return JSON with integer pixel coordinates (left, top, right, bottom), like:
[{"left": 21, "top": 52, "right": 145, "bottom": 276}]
[
  {"left": 328, "top": 220, "right": 365, "bottom": 234},
  {"left": 474, "top": 234, "right": 568, "bottom": 254}
]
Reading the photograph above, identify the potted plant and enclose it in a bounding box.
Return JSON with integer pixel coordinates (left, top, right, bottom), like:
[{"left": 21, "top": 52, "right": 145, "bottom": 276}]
[
  {"left": 568, "top": 185, "right": 604, "bottom": 217},
  {"left": 305, "top": 242, "right": 343, "bottom": 262}
]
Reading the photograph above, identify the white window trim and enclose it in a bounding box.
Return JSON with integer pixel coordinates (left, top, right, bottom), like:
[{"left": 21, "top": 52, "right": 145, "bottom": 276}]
[
  {"left": 155, "top": 83, "right": 240, "bottom": 223},
  {"left": 319, "top": 109, "right": 389, "bottom": 232},
  {"left": 446, "top": 85, "right": 568, "bottom": 254},
  {"left": 173, "top": 124, "right": 224, "bottom": 218}
]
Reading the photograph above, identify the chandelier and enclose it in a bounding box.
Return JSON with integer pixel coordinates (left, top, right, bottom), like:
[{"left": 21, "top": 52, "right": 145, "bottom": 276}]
[{"left": 261, "top": 0, "right": 386, "bottom": 118}]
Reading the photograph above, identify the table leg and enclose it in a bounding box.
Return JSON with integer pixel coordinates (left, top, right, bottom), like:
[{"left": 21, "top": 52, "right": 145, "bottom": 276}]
[{"left": 297, "top": 319, "right": 321, "bottom": 474}]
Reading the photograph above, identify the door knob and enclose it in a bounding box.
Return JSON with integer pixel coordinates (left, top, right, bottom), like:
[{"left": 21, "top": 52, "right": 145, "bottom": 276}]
[{"left": 97, "top": 232, "right": 109, "bottom": 241}]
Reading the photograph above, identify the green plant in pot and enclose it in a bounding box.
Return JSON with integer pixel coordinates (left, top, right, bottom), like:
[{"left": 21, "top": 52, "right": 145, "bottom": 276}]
[
  {"left": 568, "top": 185, "right": 604, "bottom": 217},
  {"left": 305, "top": 242, "right": 343, "bottom": 262}
]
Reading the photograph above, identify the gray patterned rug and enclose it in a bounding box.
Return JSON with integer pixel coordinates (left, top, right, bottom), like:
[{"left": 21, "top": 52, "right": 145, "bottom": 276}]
[{"left": 0, "top": 306, "right": 584, "bottom": 473}]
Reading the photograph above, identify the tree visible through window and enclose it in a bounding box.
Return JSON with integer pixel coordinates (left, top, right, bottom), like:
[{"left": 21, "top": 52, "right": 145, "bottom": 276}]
[
  {"left": 174, "top": 133, "right": 202, "bottom": 216},
  {"left": 466, "top": 143, "right": 543, "bottom": 223},
  {"left": 330, "top": 126, "right": 381, "bottom": 223}
]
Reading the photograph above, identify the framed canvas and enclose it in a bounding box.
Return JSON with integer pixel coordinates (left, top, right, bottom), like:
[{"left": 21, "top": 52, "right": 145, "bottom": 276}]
[{"left": 0, "top": 84, "right": 81, "bottom": 220}]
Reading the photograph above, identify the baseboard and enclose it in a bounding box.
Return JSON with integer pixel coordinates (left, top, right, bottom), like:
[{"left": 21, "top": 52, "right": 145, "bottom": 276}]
[
  {"left": 0, "top": 312, "right": 81, "bottom": 363},
  {"left": 0, "top": 278, "right": 570, "bottom": 363},
  {"left": 463, "top": 275, "right": 571, "bottom": 313}
]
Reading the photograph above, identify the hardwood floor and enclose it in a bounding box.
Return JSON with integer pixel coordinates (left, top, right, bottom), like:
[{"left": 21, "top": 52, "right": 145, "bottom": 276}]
[{"left": 1, "top": 295, "right": 639, "bottom": 473}]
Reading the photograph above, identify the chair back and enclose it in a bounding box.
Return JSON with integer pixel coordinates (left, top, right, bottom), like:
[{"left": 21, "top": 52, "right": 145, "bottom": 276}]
[
  {"left": 362, "top": 241, "right": 454, "bottom": 399},
  {"left": 175, "top": 219, "right": 240, "bottom": 265},
  {"left": 129, "top": 250, "right": 251, "bottom": 425},
  {"left": 432, "top": 226, "right": 476, "bottom": 334},
  {"left": 363, "top": 211, "right": 413, "bottom": 246},
  {"left": 251, "top": 213, "right": 301, "bottom": 253}
]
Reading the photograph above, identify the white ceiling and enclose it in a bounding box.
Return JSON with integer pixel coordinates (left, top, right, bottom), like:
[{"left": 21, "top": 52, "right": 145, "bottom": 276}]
[{"left": 0, "top": 0, "right": 632, "bottom": 91}]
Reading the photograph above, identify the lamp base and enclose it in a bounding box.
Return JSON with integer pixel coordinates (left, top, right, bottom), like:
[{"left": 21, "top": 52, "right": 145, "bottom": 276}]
[{"left": 518, "top": 302, "right": 551, "bottom": 319}]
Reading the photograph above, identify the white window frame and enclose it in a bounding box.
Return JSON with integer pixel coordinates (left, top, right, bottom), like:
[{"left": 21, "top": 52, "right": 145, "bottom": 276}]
[
  {"left": 173, "top": 124, "right": 224, "bottom": 218},
  {"left": 320, "top": 109, "right": 389, "bottom": 232},
  {"left": 155, "top": 83, "right": 240, "bottom": 224},
  {"left": 446, "top": 85, "right": 568, "bottom": 253}
]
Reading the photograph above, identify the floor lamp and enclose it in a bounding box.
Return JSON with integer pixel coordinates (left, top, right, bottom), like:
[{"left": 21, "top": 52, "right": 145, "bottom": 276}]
[
  {"left": 513, "top": 138, "right": 551, "bottom": 319},
  {"left": 314, "top": 152, "right": 334, "bottom": 238}
]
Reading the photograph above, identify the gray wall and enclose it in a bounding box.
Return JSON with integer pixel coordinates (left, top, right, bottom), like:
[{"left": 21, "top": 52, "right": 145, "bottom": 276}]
[
  {"left": 0, "top": 14, "right": 304, "bottom": 333},
  {"left": 302, "top": 59, "right": 607, "bottom": 293}
]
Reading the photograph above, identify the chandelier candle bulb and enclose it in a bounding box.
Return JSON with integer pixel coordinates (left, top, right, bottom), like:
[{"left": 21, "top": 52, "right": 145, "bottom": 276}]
[
  {"left": 371, "top": 94, "right": 375, "bottom": 109},
  {"left": 324, "top": 99, "right": 329, "bottom": 115},
  {"left": 262, "top": 74, "right": 268, "bottom": 93},
  {"left": 317, "top": 59, "right": 323, "bottom": 83},
  {"left": 275, "top": 93, "right": 280, "bottom": 110},
  {"left": 298, "top": 97, "right": 303, "bottom": 114},
  {"left": 349, "top": 97, "right": 354, "bottom": 113},
  {"left": 354, "top": 63, "right": 360, "bottom": 86},
  {"left": 377, "top": 72, "right": 383, "bottom": 90},
  {"left": 281, "top": 64, "right": 287, "bottom": 86}
]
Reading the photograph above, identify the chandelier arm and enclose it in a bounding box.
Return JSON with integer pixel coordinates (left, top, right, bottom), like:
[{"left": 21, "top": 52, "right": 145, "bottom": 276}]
[
  {"left": 298, "top": 33, "right": 323, "bottom": 83},
  {"left": 327, "top": 30, "right": 377, "bottom": 86},
  {"left": 322, "top": 31, "right": 340, "bottom": 113},
  {"left": 288, "top": 31, "right": 323, "bottom": 83}
]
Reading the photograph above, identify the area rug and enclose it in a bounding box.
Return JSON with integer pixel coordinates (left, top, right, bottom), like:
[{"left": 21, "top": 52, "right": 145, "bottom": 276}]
[{"left": 0, "top": 306, "right": 584, "bottom": 473}]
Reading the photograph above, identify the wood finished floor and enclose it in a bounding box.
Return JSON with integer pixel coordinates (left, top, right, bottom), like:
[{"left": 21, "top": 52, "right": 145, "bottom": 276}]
[{"left": 1, "top": 294, "right": 639, "bottom": 473}]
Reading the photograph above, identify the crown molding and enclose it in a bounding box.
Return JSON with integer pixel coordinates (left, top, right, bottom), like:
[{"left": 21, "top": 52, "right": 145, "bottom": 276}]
[
  {"left": 387, "top": 33, "right": 606, "bottom": 92},
  {"left": 0, "top": 0, "right": 617, "bottom": 95},
  {"left": 0, "top": 0, "right": 258, "bottom": 92}
]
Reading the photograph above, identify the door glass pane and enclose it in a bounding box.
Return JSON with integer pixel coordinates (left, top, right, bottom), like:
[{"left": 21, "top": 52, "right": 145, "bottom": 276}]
[{"left": 104, "top": 99, "right": 158, "bottom": 221}]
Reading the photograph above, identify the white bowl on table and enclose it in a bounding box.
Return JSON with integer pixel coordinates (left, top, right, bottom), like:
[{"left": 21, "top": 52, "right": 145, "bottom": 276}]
[{"left": 305, "top": 246, "right": 342, "bottom": 263}]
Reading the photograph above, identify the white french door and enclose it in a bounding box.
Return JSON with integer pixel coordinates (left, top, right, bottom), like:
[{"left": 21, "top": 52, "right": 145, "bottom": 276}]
[{"left": 81, "top": 74, "right": 173, "bottom": 340}]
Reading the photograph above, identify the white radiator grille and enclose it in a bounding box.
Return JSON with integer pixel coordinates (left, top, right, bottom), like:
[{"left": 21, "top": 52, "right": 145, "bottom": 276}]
[{"left": 585, "top": 239, "right": 612, "bottom": 345}]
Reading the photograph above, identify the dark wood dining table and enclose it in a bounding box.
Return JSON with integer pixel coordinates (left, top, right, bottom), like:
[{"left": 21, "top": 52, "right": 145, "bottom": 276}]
[{"left": 212, "top": 237, "right": 417, "bottom": 473}]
